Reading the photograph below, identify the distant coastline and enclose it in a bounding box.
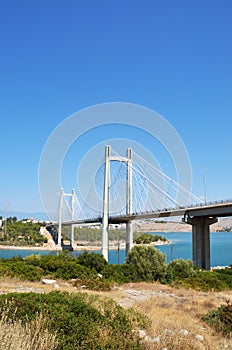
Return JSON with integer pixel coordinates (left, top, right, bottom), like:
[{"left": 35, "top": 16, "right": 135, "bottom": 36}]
[{"left": 0, "top": 239, "right": 171, "bottom": 252}]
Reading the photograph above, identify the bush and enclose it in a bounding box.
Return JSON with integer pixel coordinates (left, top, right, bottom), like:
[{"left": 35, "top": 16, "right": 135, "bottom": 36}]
[
  {"left": 76, "top": 251, "right": 108, "bottom": 273},
  {"left": 202, "top": 300, "right": 232, "bottom": 337},
  {"left": 0, "top": 292, "right": 148, "bottom": 350},
  {"left": 134, "top": 233, "right": 167, "bottom": 244},
  {"left": 27, "top": 253, "right": 97, "bottom": 280},
  {"left": 134, "top": 233, "right": 152, "bottom": 244},
  {"left": 125, "top": 245, "right": 167, "bottom": 282},
  {"left": 0, "top": 253, "right": 97, "bottom": 281},
  {"left": 167, "top": 259, "right": 196, "bottom": 282},
  {"left": 0, "top": 259, "right": 44, "bottom": 281},
  {"left": 213, "top": 266, "right": 232, "bottom": 289},
  {"left": 170, "top": 271, "right": 228, "bottom": 292},
  {"left": 101, "top": 264, "right": 135, "bottom": 284}
]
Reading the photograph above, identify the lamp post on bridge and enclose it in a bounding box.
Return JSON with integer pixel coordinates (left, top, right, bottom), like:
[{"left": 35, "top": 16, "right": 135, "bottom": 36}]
[{"left": 204, "top": 169, "right": 207, "bottom": 205}]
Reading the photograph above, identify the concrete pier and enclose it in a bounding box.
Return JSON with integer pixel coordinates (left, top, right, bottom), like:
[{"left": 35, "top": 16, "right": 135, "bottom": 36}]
[
  {"left": 126, "top": 221, "right": 133, "bottom": 256},
  {"left": 102, "top": 145, "right": 110, "bottom": 261},
  {"left": 186, "top": 216, "right": 217, "bottom": 270},
  {"left": 126, "top": 148, "right": 133, "bottom": 256}
]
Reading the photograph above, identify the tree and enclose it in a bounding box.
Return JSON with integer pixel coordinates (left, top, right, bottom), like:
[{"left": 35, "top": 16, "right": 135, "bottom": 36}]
[
  {"left": 125, "top": 245, "right": 167, "bottom": 282},
  {"left": 167, "top": 259, "right": 196, "bottom": 281},
  {"left": 77, "top": 251, "right": 108, "bottom": 273}
]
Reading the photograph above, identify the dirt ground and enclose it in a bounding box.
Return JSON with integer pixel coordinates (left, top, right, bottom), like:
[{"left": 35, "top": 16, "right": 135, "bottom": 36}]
[{"left": 0, "top": 278, "right": 231, "bottom": 349}]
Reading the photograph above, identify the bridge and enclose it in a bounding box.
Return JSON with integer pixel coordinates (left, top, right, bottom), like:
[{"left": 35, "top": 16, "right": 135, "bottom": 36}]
[{"left": 48, "top": 145, "right": 232, "bottom": 270}]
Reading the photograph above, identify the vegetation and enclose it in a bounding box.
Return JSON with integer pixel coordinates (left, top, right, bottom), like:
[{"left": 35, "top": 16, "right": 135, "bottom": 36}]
[
  {"left": 166, "top": 259, "right": 197, "bottom": 281},
  {"left": 126, "top": 245, "right": 167, "bottom": 282},
  {"left": 202, "top": 300, "right": 232, "bottom": 337},
  {"left": 0, "top": 253, "right": 96, "bottom": 281},
  {"left": 0, "top": 291, "right": 149, "bottom": 350},
  {"left": 0, "top": 311, "right": 57, "bottom": 350},
  {"left": 71, "top": 227, "right": 128, "bottom": 243},
  {"left": 65, "top": 226, "right": 168, "bottom": 245},
  {"left": 0, "top": 218, "right": 46, "bottom": 246},
  {"left": 134, "top": 233, "right": 167, "bottom": 244},
  {"left": 76, "top": 250, "right": 107, "bottom": 272},
  {"left": 0, "top": 248, "right": 231, "bottom": 348},
  {"left": 170, "top": 267, "right": 232, "bottom": 292},
  {"left": 0, "top": 249, "right": 231, "bottom": 292}
]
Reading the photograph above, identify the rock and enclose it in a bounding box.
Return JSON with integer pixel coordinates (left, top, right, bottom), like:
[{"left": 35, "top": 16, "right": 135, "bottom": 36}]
[
  {"left": 163, "top": 329, "right": 174, "bottom": 336},
  {"left": 41, "top": 279, "right": 56, "bottom": 285},
  {"left": 180, "top": 329, "right": 189, "bottom": 336},
  {"left": 138, "top": 330, "right": 147, "bottom": 338},
  {"left": 196, "top": 334, "right": 204, "bottom": 342},
  {"left": 153, "top": 336, "right": 161, "bottom": 343}
]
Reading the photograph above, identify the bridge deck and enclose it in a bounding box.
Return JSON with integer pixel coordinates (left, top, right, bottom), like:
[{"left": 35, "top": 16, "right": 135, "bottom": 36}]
[{"left": 49, "top": 199, "right": 232, "bottom": 227}]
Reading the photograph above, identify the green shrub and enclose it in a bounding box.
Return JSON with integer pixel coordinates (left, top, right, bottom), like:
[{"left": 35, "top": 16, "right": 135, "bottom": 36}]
[
  {"left": 0, "top": 253, "right": 97, "bottom": 281},
  {"left": 28, "top": 253, "right": 97, "bottom": 280},
  {"left": 101, "top": 264, "right": 132, "bottom": 284},
  {"left": 170, "top": 271, "right": 228, "bottom": 292},
  {"left": 134, "top": 233, "right": 152, "bottom": 244},
  {"left": 202, "top": 300, "right": 232, "bottom": 337},
  {"left": 125, "top": 245, "right": 167, "bottom": 282},
  {"left": 167, "top": 259, "right": 196, "bottom": 282},
  {"left": 134, "top": 233, "right": 167, "bottom": 244},
  {"left": 213, "top": 267, "right": 232, "bottom": 289},
  {"left": 0, "top": 292, "right": 147, "bottom": 349},
  {"left": 76, "top": 251, "right": 108, "bottom": 273},
  {"left": 7, "top": 261, "right": 44, "bottom": 281},
  {"left": 0, "top": 259, "right": 44, "bottom": 281}
]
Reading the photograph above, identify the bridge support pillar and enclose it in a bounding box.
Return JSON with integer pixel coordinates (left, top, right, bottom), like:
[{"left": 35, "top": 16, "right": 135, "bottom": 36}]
[
  {"left": 58, "top": 188, "right": 64, "bottom": 246},
  {"left": 126, "top": 148, "right": 133, "bottom": 256},
  {"left": 70, "top": 189, "right": 75, "bottom": 249},
  {"left": 186, "top": 216, "right": 217, "bottom": 270},
  {"left": 126, "top": 221, "right": 133, "bottom": 256},
  {"left": 102, "top": 145, "right": 110, "bottom": 262}
]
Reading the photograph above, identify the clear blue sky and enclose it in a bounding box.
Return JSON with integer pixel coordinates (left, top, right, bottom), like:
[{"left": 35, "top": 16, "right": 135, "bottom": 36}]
[{"left": 0, "top": 0, "right": 232, "bottom": 215}]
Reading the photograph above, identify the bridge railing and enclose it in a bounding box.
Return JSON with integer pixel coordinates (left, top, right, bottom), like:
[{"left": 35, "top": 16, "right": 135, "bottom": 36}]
[
  {"left": 107, "top": 198, "right": 232, "bottom": 220},
  {"left": 50, "top": 198, "right": 232, "bottom": 225}
]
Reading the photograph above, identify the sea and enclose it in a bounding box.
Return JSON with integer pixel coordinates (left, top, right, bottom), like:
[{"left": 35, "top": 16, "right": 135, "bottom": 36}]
[{"left": 0, "top": 232, "right": 231, "bottom": 267}]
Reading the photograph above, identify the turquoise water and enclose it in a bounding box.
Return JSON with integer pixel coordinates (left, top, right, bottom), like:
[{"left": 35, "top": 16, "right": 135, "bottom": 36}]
[{"left": 0, "top": 232, "right": 231, "bottom": 267}]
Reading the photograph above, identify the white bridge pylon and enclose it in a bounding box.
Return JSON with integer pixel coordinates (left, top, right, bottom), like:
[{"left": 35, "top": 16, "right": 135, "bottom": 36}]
[
  {"left": 102, "top": 145, "right": 133, "bottom": 261},
  {"left": 58, "top": 188, "right": 75, "bottom": 246},
  {"left": 57, "top": 145, "right": 134, "bottom": 260},
  {"left": 57, "top": 144, "right": 203, "bottom": 261}
]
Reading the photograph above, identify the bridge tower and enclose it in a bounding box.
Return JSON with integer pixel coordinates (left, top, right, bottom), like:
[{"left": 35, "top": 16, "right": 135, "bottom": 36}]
[
  {"left": 58, "top": 188, "right": 75, "bottom": 249},
  {"left": 126, "top": 148, "right": 133, "bottom": 257},
  {"left": 102, "top": 145, "right": 133, "bottom": 261}
]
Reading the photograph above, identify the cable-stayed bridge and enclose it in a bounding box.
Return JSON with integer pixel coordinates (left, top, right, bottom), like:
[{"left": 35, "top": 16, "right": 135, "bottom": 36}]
[{"left": 48, "top": 145, "right": 232, "bottom": 270}]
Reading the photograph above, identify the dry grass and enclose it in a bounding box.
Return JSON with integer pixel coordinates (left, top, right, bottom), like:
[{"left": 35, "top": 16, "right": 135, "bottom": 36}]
[
  {"left": 0, "top": 311, "right": 57, "bottom": 350},
  {"left": 0, "top": 278, "right": 232, "bottom": 349},
  {"left": 118, "top": 283, "right": 232, "bottom": 350}
]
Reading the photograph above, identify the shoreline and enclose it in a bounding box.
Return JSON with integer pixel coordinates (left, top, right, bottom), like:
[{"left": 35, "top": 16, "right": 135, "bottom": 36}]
[{"left": 0, "top": 240, "right": 171, "bottom": 252}]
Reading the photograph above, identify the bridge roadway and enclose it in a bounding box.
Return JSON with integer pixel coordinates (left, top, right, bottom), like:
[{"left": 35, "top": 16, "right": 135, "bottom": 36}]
[
  {"left": 60, "top": 199, "right": 232, "bottom": 225},
  {"left": 50, "top": 199, "right": 232, "bottom": 270}
]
